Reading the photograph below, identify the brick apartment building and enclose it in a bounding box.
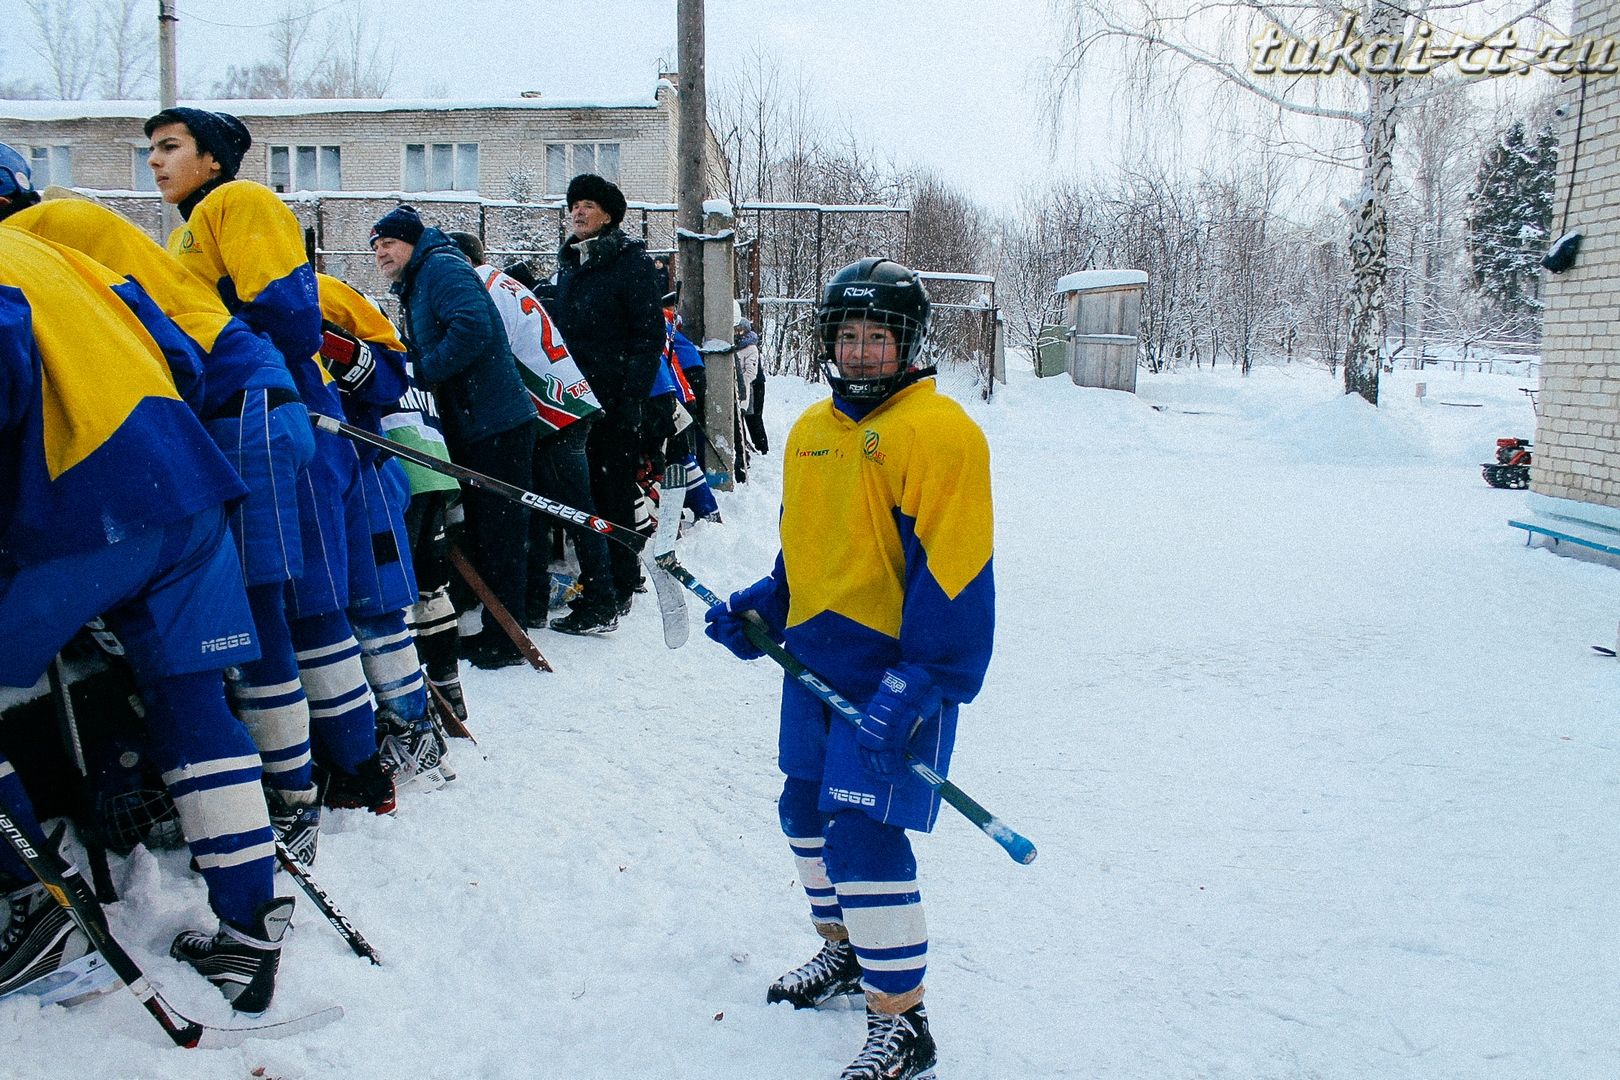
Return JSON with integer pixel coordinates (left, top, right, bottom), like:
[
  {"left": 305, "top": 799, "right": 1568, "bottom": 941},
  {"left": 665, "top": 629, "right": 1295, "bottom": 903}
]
[
  {"left": 0, "top": 82, "right": 729, "bottom": 294},
  {"left": 1528, "top": 0, "right": 1620, "bottom": 554}
]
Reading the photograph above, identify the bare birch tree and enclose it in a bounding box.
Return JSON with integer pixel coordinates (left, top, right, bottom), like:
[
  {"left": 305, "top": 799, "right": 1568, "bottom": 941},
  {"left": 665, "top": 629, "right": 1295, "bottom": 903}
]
[
  {"left": 24, "top": 0, "right": 98, "bottom": 99},
  {"left": 97, "top": 0, "right": 155, "bottom": 98},
  {"left": 1048, "top": 0, "right": 1556, "bottom": 403}
]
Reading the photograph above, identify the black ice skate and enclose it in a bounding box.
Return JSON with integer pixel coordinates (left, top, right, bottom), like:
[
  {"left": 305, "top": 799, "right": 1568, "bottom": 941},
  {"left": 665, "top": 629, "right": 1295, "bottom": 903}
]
[
  {"left": 266, "top": 783, "right": 321, "bottom": 865},
  {"left": 376, "top": 708, "right": 454, "bottom": 791},
  {"left": 0, "top": 882, "right": 116, "bottom": 1007},
  {"left": 322, "top": 754, "right": 397, "bottom": 815},
  {"left": 766, "top": 937, "right": 863, "bottom": 1009},
  {"left": 840, "top": 1002, "right": 938, "bottom": 1080},
  {"left": 170, "top": 895, "right": 295, "bottom": 1014}
]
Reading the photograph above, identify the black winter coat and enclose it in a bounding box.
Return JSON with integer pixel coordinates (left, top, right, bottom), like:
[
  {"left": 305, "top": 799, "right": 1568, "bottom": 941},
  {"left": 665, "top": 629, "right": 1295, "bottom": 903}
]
[{"left": 552, "top": 227, "right": 666, "bottom": 425}]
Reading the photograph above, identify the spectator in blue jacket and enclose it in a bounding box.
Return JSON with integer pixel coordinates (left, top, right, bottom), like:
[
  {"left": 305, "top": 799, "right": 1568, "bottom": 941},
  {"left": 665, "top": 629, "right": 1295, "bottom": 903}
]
[{"left": 372, "top": 206, "right": 539, "bottom": 669}]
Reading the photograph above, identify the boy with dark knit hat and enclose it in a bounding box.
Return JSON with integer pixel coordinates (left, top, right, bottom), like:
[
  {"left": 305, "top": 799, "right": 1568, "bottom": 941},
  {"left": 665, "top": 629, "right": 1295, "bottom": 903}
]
[{"left": 146, "top": 109, "right": 401, "bottom": 822}]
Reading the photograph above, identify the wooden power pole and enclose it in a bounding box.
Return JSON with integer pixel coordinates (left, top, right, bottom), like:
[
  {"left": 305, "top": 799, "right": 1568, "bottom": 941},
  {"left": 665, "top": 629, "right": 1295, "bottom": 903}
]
[
  {"left": 157, "top": 0, "right": 180, "bottom": 236},
  {"left": 675, "top": 0, "right": 707, "bottom": 346}
]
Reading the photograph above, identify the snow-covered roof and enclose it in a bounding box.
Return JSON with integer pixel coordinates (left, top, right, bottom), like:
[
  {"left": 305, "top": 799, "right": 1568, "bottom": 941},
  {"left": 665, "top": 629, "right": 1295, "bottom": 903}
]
[
  {"left": 1055, "top": 269, "right": 1148, "bottom": 294},
  {"left": 737, "top": 202, "right": 906, "bottom": 213},
  {"left": 0, "top": 91, "right": 666, "bottom": 122}
]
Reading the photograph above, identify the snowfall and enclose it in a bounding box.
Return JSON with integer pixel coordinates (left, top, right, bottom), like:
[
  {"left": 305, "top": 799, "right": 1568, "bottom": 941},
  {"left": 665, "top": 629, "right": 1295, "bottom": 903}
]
[{"left": 4, "top": 356, "right": 1615, "bottom": 1080}]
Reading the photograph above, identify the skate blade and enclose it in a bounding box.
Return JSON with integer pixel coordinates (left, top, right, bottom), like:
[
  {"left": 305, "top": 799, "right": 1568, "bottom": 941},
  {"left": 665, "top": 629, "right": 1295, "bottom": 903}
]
[
  {"left": 2, "top": 951, "right": 122, "bottom": 1008},
  {"left": 397, "top": 763, "right": 452, "bottom": 793}
]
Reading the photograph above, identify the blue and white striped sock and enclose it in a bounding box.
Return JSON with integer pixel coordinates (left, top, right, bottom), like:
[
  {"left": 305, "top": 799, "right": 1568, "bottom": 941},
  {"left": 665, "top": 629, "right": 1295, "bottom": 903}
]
[
  {"left": 291, "top": 610, "right": 377, "bottom": 775},
  {"left": 351, "top": 610, "right": 427, "bottom": 725}
]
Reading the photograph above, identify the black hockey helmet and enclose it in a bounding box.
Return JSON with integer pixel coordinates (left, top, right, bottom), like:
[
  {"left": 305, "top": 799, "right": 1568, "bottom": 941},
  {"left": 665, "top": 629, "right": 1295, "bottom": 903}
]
[{"left": 816, "top": 257, "right": 931, "bottom": 402}]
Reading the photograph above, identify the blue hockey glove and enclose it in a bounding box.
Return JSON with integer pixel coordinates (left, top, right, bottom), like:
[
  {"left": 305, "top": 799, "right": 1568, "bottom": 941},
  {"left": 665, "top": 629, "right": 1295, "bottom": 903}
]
[
  {"left": 858, "top": 665, "right": 942, "bottom": 782},
  {"left": 702, "top": 577, "right": 782, "bottom": 661}
]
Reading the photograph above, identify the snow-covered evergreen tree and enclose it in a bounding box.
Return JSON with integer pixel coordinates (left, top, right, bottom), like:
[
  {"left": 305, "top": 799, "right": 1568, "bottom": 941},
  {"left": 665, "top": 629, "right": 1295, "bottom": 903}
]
[{"left": 1466, "top": 121, "right": 1557, "bottom": 339}]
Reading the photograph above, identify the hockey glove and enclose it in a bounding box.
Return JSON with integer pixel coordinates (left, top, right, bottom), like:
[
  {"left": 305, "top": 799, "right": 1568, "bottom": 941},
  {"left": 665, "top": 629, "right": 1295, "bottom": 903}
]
[
  {"left": 319, "top": 321, "right": 377, "bottom": 392},
  {"left": 703, "top": 576, "right": 783, "bottom": 661},
  {"left": 858, "top": 664, "right": 943, "bottom": 782}
]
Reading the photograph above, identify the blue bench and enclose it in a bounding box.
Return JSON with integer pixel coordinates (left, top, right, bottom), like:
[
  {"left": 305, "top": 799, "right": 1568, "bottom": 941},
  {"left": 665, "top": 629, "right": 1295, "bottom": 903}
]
[{"left": 1509, "top": 518, "right": 1620, "bottom": 558}]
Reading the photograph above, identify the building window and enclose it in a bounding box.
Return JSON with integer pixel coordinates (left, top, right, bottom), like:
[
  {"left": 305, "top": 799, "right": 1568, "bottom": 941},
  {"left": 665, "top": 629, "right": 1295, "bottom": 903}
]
[
  {"left": 131, "top": 145, "right": 157, "bottom": 191},
  {"left": 268, "top": 144, "right": 341, "bottom": 192},
  {"left": 27, "top": 145, "right": 72, "bottom": 188},
  {"left": 545, "top": 142, "right": 619, "bottom": 196},
  {"left": 403, "top": 143, "right": 479, "bottom": 192}
]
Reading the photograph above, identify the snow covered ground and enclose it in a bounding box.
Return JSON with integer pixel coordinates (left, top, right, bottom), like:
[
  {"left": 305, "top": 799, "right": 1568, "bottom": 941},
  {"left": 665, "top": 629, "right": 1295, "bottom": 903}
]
[{"left": 7, "top": 359, "right": 1616, "bottom": 1079}]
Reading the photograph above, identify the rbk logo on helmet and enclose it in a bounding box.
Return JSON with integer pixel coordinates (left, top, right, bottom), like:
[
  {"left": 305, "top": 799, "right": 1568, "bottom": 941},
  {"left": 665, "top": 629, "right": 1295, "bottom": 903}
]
[{"left": 841, "top": 287, "right": 877, "bottom": 299}]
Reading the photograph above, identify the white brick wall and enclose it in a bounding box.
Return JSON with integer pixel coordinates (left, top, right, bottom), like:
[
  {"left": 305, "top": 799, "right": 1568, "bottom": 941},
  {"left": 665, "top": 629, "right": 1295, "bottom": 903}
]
[{"left": 1534, "top": 0, "right": 1620, "bottom": 513}]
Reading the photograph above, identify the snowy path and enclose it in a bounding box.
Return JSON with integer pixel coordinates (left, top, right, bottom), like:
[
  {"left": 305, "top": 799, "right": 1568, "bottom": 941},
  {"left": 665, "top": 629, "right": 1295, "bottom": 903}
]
[{"left": 6, "top": 363, "right": 1615, "bottom": 1079}]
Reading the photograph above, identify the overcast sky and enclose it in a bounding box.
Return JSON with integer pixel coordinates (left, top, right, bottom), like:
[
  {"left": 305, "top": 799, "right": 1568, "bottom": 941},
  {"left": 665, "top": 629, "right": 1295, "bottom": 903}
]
[{"left": 4, "top": 0, "right": 1114, "bottom": 211}]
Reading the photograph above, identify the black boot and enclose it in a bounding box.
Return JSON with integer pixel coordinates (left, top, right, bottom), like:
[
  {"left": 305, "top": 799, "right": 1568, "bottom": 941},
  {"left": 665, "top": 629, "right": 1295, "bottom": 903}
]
[
  {"left": 550, "top": 599, "right": 620, "bottom": 635},
  {"left": 766, "top": 937, "right": 862, "bottom": 1009},
  {"left": 840, "top": 1002, "right": 937, "bottom": 1080},
  {"left": 170, "top": 896, "right": 295, "bottom": 1014},
  {"left": 462, "top": 629, "right": 526, "bottom": 670}
]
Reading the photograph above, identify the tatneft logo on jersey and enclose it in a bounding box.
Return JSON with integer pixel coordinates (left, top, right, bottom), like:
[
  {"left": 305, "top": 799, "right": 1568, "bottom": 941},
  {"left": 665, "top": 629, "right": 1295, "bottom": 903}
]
[
  {"left": 862, "top": 430, "right": 886, "bottom": 464},
  {"left": 840, "top": 286, "right": 877, "bottom": 299},
  {"left": 826, "top": 787, "right": 878, "bottom": 808},
  {"left": 200, "top": 632, "right": 253, "bottom": 653}
]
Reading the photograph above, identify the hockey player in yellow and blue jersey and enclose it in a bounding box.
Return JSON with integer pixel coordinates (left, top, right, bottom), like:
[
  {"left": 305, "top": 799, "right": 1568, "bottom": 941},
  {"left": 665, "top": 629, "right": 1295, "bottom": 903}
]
[
  {"left": 705, "top": 258, "right": 994, "bottom": 1080},
  {"left": 316, "top": 273, "right": 453, "bottom": 791},
  {"left": 0, "top": 194, "right": 329, "bottom": 864},
  {"left": 145, "top": 108, "right": 397, "bottom": 817},
  {"left": 0, "top": 223, "right": 296, "bottom": 1013}
]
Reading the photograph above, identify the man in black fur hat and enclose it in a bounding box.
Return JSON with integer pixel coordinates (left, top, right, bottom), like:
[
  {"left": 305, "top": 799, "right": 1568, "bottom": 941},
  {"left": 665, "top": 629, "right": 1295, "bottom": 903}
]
[{"left": 549, "top": 174, "right": 668, "bottom": 627}]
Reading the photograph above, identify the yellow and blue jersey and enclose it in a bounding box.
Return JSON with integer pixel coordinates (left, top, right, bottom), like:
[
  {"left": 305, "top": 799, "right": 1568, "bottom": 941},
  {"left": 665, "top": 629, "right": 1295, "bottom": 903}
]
[
  {"left": 167, "top": 180, "right": 331, "bottom": 415},
  {"left": 0, "top": 230, "right": 244, "bottom": 570},
  {"left": 315, "top": 273, "right": 409, "bottom": 413},
  {"left": 777, "top": 378, "right": 995, "bottom": 706},
  {"left": 318, "top": 273, "right": 456, "bottom": 496},
  {"left": 4, "top": 200, "right": 296, "bottom": 418}
]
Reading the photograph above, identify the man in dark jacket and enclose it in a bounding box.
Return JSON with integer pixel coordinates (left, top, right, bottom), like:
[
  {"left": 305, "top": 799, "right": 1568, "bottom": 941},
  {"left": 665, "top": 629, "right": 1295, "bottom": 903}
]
[
  {"left": 551, "top": 174, "right": 667, "bottom": 621},
  {"left": 372, "top": 205, "right": 539, "bottom": 669}
]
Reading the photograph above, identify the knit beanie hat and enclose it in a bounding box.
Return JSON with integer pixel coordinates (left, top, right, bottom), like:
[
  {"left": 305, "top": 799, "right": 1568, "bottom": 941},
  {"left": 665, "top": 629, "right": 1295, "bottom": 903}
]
[
  {"left": 565, "top": 173, "right": 627, "bottom": 227},
  {"left": 143, "top": 108, "right": 252, "bottom": 179},
  {"left": 370, "top": 205, "right": 425, "bottom": 247}
]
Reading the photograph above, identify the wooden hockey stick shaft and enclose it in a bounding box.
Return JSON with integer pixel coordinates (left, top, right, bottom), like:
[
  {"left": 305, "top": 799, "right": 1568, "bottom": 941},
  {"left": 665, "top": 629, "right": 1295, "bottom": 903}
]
[{"left": 449, "top": 545, "right": 554, "bottom": 673}]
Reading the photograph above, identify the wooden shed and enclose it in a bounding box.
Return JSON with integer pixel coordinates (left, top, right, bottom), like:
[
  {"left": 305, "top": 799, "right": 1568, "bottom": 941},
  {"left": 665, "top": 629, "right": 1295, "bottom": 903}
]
[{"left": 1048, "top": 269, "right": 1148, "bottom": 393}]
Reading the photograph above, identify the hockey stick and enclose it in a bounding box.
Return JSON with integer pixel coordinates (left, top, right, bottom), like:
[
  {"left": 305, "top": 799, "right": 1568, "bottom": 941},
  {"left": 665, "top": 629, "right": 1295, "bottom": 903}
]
[
  {"left": 0, "top": 805, "right": 341, "bottom": 1047},
  {"left": 274, "top": 841, "right": 380, "bottom": 965},
  {"left": 652, "top": 554, "right": 1037, "bottom": 865},
  {"left": 426, "top": 679, "right": 477, "bottom": 744},
  {"left": 449, "top": 544, "right": 554, "bottom": 673},
  {"left": 313, "top": 414, "right": 688, "bottom": 649},
  {"left": 47, "top": 655, "right": 117, "bottom": 904}
]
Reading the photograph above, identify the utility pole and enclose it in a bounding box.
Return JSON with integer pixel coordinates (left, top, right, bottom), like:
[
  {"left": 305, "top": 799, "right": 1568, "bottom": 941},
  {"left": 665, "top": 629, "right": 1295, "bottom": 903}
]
[
  {"left": 157, "top": 0, "right": 180, "bottom": 236},
  {"left": 675, "top": 0, "right": 707, "bottom": 346}
]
